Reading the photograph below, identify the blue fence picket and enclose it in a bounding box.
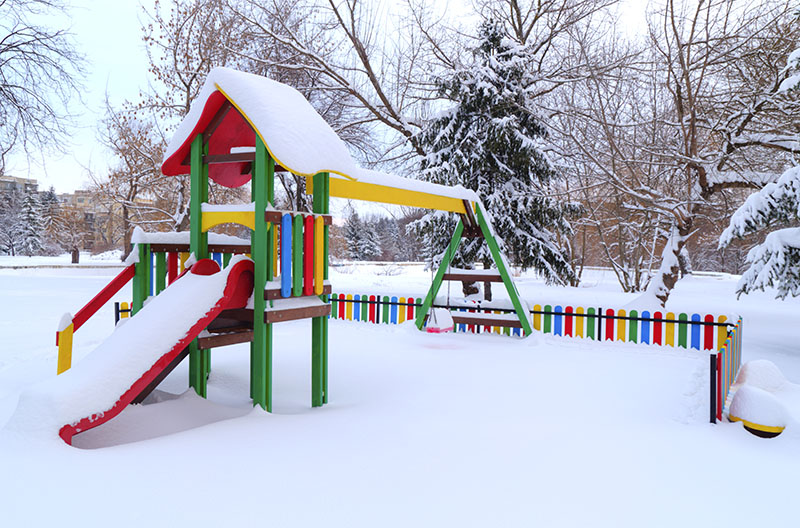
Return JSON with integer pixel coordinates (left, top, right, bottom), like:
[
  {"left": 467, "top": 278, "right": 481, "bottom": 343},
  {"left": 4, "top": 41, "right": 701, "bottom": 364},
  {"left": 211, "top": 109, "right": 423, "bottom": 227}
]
[
  {"left": 554, "top": 305, "right": 563, "bottom": 336},
  {"left": 641, "top": 311, "right": 650, "bottom": 344},
  {"left": 353, "top": 294, "right": 361, "bottom": 321},
  {"left": 390, "top": 296, "right": 398, "bottom": 324},
  {"left": 691, "top": 314, "right": 701, "bottom": 350}
]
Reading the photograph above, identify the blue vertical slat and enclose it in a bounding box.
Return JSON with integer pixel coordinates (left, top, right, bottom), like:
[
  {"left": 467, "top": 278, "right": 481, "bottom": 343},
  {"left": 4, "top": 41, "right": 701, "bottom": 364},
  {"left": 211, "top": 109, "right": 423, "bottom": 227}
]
[
  {"left": 554, "top": 305, "right": 563, "bottom": 336},
  {"left": 212, "top": 252, "right": 222, "bottom": 266},
  {"left": 281, "top": 214, "right": 292, "bottom": 297},
  {"left": 353, "top": 294, "right": 361, "bottom": 321},
  {"left": 641, "top": 311, "right": 651, "bottom": 344},
  {"left": 390, "top": 296, "right": 398, "bottom": 323},
  {"left": 691, "top": 314, "right": 701, "bottom": 350}
]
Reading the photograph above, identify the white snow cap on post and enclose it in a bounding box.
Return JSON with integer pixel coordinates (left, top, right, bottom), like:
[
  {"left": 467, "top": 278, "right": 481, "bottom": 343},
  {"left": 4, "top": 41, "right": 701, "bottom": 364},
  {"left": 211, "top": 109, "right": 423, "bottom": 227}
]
[{"left": 58, "top": 313, "right": 73, "bottom": 332}]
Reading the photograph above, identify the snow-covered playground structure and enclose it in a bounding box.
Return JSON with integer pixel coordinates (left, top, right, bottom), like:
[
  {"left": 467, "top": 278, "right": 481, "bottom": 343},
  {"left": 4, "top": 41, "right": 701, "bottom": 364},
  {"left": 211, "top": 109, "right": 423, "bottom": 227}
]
[{"left": 13, "top": 67, "right": 534, "bottom": 445}]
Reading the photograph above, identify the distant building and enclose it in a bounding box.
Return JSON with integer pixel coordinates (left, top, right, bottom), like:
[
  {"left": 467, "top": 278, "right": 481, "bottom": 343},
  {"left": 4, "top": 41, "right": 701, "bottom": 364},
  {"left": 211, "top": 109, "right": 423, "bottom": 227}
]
[{"left": 0, "top": 175, "right": 38, "bottom": 194}]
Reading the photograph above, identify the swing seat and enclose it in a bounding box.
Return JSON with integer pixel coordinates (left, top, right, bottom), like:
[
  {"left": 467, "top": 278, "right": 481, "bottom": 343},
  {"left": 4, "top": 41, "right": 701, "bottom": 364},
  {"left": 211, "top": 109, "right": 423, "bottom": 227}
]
[{"left": 426, "top": 308, "right": 454, "bottom": 333}]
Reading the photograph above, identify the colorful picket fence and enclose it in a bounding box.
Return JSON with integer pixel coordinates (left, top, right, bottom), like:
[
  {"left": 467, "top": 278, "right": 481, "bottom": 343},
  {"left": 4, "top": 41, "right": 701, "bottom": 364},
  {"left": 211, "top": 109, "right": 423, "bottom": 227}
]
[
  {"left": 709, "top": 318, "right": 743, "bottom": 423},
  {"left": 330, "top": 294, "right": 736, "bottom": 351},
  {"left": 531, "top": 304, "right": 733, "bottom": 351},
  {"left": 329, "top": 293, "right": 424, "bottom": 325}
]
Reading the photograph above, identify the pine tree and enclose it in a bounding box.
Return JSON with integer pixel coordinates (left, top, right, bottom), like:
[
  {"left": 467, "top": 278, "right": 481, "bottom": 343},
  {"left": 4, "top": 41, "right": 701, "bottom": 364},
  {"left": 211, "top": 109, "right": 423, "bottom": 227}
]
[
  {"left": 343, "top": 208, "right": 364, "bottom": 260},
  {"left": 719, "top": 46, "right": 800, "bottom": 298},
  {"left": 19, "top": 190, "right": 43, "bottom": 256},
  {"left": 0, "top": 188, "right": 23, "bottom": 256},
  {"left": 359, "top": 221, "right": 382, "bottom": 261},
  {"left": 412, "top": 20, "right": 579, "bottom": 284}
]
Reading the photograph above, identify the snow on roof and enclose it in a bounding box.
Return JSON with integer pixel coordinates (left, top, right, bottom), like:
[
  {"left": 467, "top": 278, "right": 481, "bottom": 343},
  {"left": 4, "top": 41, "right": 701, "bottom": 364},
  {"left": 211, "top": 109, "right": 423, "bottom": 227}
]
[{"left": 161, "top": 67, "right": 478, "bottom": 204}]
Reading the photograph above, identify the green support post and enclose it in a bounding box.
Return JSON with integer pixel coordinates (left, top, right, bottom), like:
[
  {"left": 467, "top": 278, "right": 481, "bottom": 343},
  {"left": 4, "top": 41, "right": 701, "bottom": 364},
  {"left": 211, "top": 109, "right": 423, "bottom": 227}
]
[
  {"left": 223, "top": 252, "right": 232, "bottom": 268},
  {"left": 189, "top": 133, "right": 209, "bottom": 397},
  {"left": 415, "top": 221, "right": 465, "bottom": 329},
  {"left": 474, "top": 203, "right": 534, "bottom": 336},
  {"left": 131, "top": 243, "right": 150, "bottom": 316},
  {"left": 251, "top": 136, "right": 274, "bottom": 411},
  {"left": 312, "top": 172, "right": 329, "bottom": 406},
  {"left": 155, "top": 251, "right": 167, "bottom": 295}
]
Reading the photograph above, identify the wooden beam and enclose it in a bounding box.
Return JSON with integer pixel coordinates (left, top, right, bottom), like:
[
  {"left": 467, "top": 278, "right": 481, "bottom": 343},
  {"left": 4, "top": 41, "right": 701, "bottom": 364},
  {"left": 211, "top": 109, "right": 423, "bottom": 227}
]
[
  {"left": 197, "top": 330, "right": 254, "bottom": 349},
  {"left": 265, "top": 284, "right": 331, "bottom": 300},
  {"left": 203, "top": 152, "right": 256, "bottom": 164},
  {"left": 450, "top": 314, "right": 523, "bottom": 328},
  {"left": 203, "top": 100, "right": 233, "bottom": 144},
  {"left": 148, "top": 243, "right": 251, "bottom": 254},
  {"left": 264, "top": 303, "right": 331, "bottom": 323},
  {"left": 264, "top": 210, "right": 332, "bottom": 225},
  {"left": 443, "top": 271, "right": 503, "bottom": 282}
]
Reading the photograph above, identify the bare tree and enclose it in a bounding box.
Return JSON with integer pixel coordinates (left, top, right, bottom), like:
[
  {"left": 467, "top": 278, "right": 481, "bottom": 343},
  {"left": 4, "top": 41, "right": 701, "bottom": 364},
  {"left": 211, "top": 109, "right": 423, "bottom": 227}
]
[
  {"left": 0, "top": 0, "right": 84, "bottom": 171},
  {"left": 555, "top": 0, "right": 800, "bottom": 305}
]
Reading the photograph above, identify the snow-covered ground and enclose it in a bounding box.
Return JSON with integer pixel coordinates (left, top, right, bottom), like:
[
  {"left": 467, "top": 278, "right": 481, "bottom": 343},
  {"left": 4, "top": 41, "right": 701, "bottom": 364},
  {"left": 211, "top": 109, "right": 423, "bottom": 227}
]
[{"left": 1, "top": 257, "right": 799, "bottom": 526}]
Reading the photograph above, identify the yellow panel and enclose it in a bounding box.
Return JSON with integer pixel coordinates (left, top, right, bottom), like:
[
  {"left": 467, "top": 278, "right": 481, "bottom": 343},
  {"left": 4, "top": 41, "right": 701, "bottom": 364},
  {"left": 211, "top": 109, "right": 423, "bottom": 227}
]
[
  {"left": 201, "top": 210, "right": 255, "bottom": 232},
  {"left": 533, "top": 304, "right": 542, "bottom": 331},
  {"left": 616, "top": 309, "right": 626, "bottom": 341},
  {"left": 346, "top": 294, "right": 353, "bottom": 320},
  {"left": 576, "top": 307, "right": 584, "bottom": 338},
  {"left": 398, "top": 298, "right": 407, "bottom": 323},
  {"left": 57, "top": 322, "right": 74, "bottom": 375}
]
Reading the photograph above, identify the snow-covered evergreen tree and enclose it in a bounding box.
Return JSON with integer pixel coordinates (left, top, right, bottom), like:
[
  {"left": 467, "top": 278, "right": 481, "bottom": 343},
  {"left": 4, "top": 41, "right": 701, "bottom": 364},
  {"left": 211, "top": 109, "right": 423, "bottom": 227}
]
[
  {"left": 359, "top": 222, "right": 382, "bottom": 261},
  {"left": 719, "top": 46, "right": 800, "bottom": 298},
  {"left": 19, "top": 190, "right": 43, "bottom": 256},
  {"left": 412, "top": 20, "right": 579, "bottom": 284},
  {"left": 343, "top": 208, "right": 364, "bottom": 260},
  {"left": 0, "top": 188, "right": 23, "bottom": 256}
]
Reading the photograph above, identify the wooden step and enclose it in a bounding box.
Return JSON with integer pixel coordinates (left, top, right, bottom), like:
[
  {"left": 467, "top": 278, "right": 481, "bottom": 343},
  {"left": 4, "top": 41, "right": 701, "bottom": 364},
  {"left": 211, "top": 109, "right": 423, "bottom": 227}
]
[
  {"left": 214, "top": 299, "right": 331, "bottom": 325},
  {"left": 198, "top": 329, "right": 254, "bottom": 349},
  {"left": 442, "top": 270, "right": 503, "bottom": 283},
  {"left": 265, "top": 298, "right": 331, "bottom": 323},
  {"left": 449, "top": 311, "right": 525, "bottom": 328}
]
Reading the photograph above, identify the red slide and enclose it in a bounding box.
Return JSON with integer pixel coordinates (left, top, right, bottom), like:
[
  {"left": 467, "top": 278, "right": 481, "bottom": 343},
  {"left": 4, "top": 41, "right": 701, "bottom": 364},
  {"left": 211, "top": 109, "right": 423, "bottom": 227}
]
[{"left": 58, "top": 258, "right": 254, "bottom": 445}]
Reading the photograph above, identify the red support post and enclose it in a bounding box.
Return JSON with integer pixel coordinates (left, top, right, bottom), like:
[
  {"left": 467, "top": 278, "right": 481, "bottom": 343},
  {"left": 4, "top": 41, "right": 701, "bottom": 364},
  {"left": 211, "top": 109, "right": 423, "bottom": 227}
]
[{"left": 167, "top": 252, "right": 178, "bottom": 285}]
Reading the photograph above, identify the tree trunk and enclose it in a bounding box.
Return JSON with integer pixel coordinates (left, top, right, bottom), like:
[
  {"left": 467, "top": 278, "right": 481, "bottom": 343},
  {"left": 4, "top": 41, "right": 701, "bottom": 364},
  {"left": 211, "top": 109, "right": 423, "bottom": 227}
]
[
  {"left": 645, "top": 220, "right": 693, "bottom": 306},
  {"left": 71, "top": 247, "right": 80, "bottom": 264}
]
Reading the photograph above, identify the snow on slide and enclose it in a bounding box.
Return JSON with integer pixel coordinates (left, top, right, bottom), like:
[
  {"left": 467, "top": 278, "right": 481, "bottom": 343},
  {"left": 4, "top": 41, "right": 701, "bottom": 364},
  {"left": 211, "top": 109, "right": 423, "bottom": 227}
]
[{"left": 4, "top": 256, "right": 254, "bottom": 445}]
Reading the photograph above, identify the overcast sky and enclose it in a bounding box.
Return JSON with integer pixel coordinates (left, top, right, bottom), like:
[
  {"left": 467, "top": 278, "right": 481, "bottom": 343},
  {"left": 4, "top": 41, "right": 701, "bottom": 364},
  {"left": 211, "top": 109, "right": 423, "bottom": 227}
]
[{"left": 5, "top": 0, "right": 647, "bottom": 195}]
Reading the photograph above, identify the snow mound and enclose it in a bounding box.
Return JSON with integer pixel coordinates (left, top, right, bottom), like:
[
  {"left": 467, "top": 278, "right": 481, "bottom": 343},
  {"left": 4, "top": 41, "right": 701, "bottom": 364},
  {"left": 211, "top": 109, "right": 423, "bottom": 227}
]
[
  {"left": 729, "top": 385, "right": 787, "bottom": 428},
  {"left": 427, "top": 308, "right": 454, "bottom": 333},
  {"left": 735, "top": 360, "right": 788, "bottom": 393}
]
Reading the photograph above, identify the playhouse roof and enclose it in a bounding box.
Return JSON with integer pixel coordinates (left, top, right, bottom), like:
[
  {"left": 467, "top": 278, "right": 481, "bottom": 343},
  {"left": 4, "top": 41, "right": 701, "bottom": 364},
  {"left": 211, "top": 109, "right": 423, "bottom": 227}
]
[{"left": 161, "top": 67, "right": 478, "bottom": 208}]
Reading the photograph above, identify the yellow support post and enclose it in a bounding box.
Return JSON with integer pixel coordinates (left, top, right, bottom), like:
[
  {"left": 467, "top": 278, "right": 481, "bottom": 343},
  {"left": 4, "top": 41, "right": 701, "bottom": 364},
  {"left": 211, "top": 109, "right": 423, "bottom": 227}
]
[
  {"left": 57, "top": 322, "right": 74, "bottom": 375},
  {"left": 617, "top": 309, "right": 626, "bottom": 342}
]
